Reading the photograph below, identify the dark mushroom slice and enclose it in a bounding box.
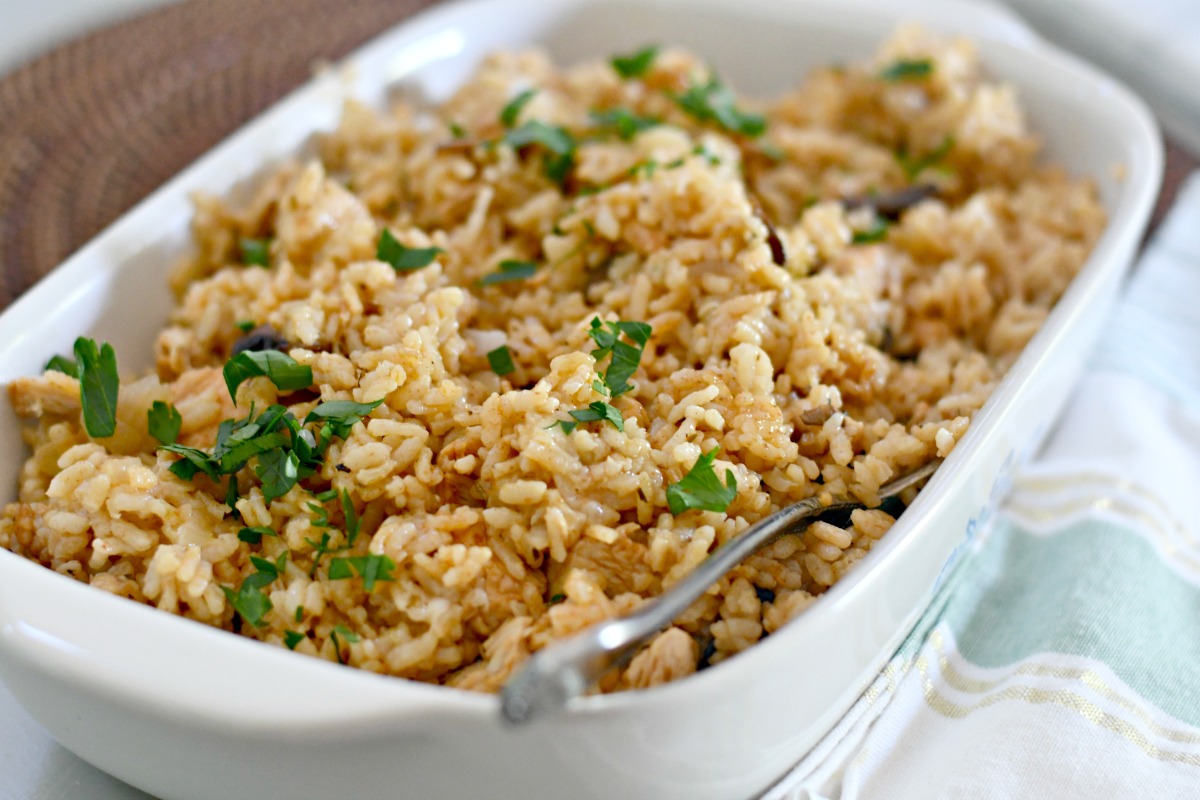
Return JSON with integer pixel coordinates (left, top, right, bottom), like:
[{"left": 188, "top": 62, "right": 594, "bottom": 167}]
[
  {"left": 843, "top": 183, "right": 939, "bottom": 219},
  {"left": 749, "top": 196, "right": 787, "bottom": 265},
  {"left": 764, "top": 221, "right": 786, "bottom": 265},
  {"left": 800, "top": 403, "right": 835, "bottom": 426},
  {"left": 232, "top": 325, "right": 290, "bottom": 356}
]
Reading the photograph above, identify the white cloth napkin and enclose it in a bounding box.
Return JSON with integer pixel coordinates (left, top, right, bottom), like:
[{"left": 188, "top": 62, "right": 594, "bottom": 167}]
[
  {"left": 1000, "top": 0, "right": 1200, "bottom": 154},
  {"left": 768, "top": 171, "right": 1200, "bottom": 798}
]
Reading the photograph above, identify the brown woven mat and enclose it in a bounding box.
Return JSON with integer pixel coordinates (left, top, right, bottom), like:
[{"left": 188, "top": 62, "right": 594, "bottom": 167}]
[
  {"left": 0, "top": 0, "right": 1193, "bottom": 308},
  {"left": 0, "top": 0, "right": 439, "bottom": 306}
]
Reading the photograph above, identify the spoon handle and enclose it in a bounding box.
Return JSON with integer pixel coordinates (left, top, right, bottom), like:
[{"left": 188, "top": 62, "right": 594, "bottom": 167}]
[{"left": 499, "top": 459, "right": 940, "bottom": 724}]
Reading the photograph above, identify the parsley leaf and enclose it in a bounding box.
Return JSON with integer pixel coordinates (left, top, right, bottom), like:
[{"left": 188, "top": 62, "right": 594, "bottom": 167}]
[
  {"left": 666, "top": 447, "right": 738, "bottom": 514},
  {"left": 503, "top": 121, "right": 576, "bottom": 185},
  {"left": 225, "top": 473, "right": 241, "bottom": 514},
  {"left": 590, "top": 108, "right": 660, "bottom": 140},
  {"left": 340, "top": 489, "right": 360, "bottom": 546},
  {"left": 851, "top": 218, "right": 890, "bottom": 244},
  {"left": 897, "top": 135, "right": 955, "bottom": 181},
  {"left": 586, "top": 317, "right": 652, "bottom": 398},
  {"left": 305, "top": 530, "right": 342, "bottom": 577},
  {"left": 235, "top": 319, "right": 256, "bottom": 334},
  {"left": 376, "top": 229, "right": 444, "bottom": 272},
  {"left": 147, "top": 400, "right": 182, "bottom": 445},
  {"left": 73, "top": 337, "right": 119, "bottom": 438},
  {"left": 222, "top": 571, "right": 275, "bottom": 628},
  {"left": 45, "top": 354, "right": 78, "bottom": 376},
  {"left": 237, "top": 526, "right": 277, "bottom": 545},
  {"left": 239, "top": 237, "right": 272, "bottom": 267},
  {"left": 161, "top": 444, "right": 221, "bottom": 481},
  {"left": 330, "top": 625, "right": 360, "bottom": 664},
  {"left": 303, "top": 398, "right": 383, "bottom": 438},
  {"left": 448, "top": 121, "right": 466, "bottom": 139},
  {"left": 759, "top": 141, "right": 786, "bottom": 162},
  {"left": 611, "top": 45, "right": 659, "bottom": 79},
  {"left": 256, "top": 447, "right": 300, "bottom": 503},
  {"left": 671, "top": 77, "right": 766, "bottom": 137},
  {"left": 477, "top": 259, "right": 538, "bottom": 286},
  {"left": 554, "top": 401, "right": 624, "bottom": 434},
  {"left": 500, "top": 88, "right": 537, "bottom": 128},
  {"left": 487, "top": 345, "right": 515, "bottom": 376},
  {"left": 327, "top": 554, "right": 397, "bottom": 592},
  {"left": 878, "top": 58, "right": 934, "bottom": 82},
  {"left": 223, "top": 350, "right": 313, "bottom": 402},
  {"left": 552, "top": 318, "right": 652, "bottom": 433},
  {"left": 284, "top": 630, "right": 305, "bottom": 650}
]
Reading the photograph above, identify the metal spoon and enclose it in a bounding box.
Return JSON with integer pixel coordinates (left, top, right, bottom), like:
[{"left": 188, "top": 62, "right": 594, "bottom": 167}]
[{"left": 499, "top": 458, "right": 941, "bottom": 725}]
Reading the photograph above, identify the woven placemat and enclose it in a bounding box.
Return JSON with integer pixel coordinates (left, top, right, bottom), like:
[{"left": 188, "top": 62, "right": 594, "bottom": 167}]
[
  {"left": 0, "top": 0, "right": 1192, "bottom": 307},
  {"left": 0, "top": 0, "right": 439, "bottom": 306}
]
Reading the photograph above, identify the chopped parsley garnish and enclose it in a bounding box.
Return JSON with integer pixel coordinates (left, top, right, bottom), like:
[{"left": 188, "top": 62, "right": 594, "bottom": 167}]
[
  {"left": 500, "top": 88, "right": 537, "bottom": 128},
  {"left": 548, "top": 592, "right": 566, "bottom": 605},
  {"left": 295, "top": 605, "right": 305, "bottom": 622},
  {"left": 553, "top": 401, "right": 624, "bottom": 434},
  {"left": 587, "top": 317, "right": 652, "bottom": 398},
  {"left": 256, "top": 447, "right": 300, "bottom": 503},
  {"left": 628, "top": 160, "right": 659, "bottom": 180},
  {"left": 666, "top": 447, "right": 738, "bottom": 515},
  {"left": 237, "top": 526, "right": 277, "bottom": 545},
  {"left": 897, "top": 135, "right": 955, "bottom": 181},
  {"left": 477, "top": 259, "right": 538, "bottom": 286},
  {"left": 503, "top": 121, "right": 576, "bottom": 185},
  {"left": 327, "top": 554, "right": 397, "bottom": 591},
  {"left": 147, "top": 400, "right": 182, "bottom": 445},
  {"left": 851, "top": 218, "right": 890, "bottom": 244},
  {"left": 611, "top": 45, "right": 659, "bottom": 79},
  {"left": 161, "top": 398, "right": 374, "bottom": 509},
  {"left": 691, "top": 143, "right": 722, "bottom": 165},
  {"left": 74, "top": 337, "right": 119, "bottom": 438},
  {"left": 303, "top": 398, "right": 383, "bottom": 438},
  {"left": 878, "top": 58, "right": 934, "bottom": 82},
  {"left": 487, "top": 345, "right": 515, "bottom": 376},
  {"left": 759, "top": 141, "right": 786, "bottom": 162},
  {"left": 222, "top": 554, "right": 285, "bottom": 629},
  {"left": 590, "top": 108, "right": 660, "bottom": 140},
  {"left": 222, "top": 350, "right": 313, "bottom": 402},
  {"left": 251, "top": 551, "right": 288, "bottom": 581},
  {"left": 552, "top": 318, "right": 652, "bottom": 434},
  {"left": 44, "top": 354, "right": 78, "bottom": 376},
  {"left": 448, "top": 121, "right": 466, "bottom": 139},
  {"left": 284, "top": 630, "right": 305, "bottom": 650},
  {"left": 238, "top": 237, "right": 272, "bottom": 267},
  {"left": 340, "top": 489, "right": 360, "bottom": 545},
  {"left": 305, "top": 531, "right": 339, "bottom": 577},
  {"left": 225, "top": 474, "right": 241, "bottom": 514},
  {"left": 161, "top": 443, "right": 221, "bottom": 481},
  {"left": 376, "top": 229, "right": 444, "bottom": 272},
  {"left": 301, "top": 489, "right": 361, "bottom": 574},
  {"left": 235, "top": 319, "right": 256, "bottom": 334},
  {"left": 330, "top": 625, "right": 360, "bottom": 664},
  {"left": 671, "top": 76, "right": 766, "bottom": 138},
  {"left": 333, "top": 625, "right": 359, "bottom": 642}
]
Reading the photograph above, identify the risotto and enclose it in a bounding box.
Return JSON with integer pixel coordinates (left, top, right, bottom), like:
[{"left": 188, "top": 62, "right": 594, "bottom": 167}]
[{"left": 0, "top": 27, "right": 1104, "bottom": 693}]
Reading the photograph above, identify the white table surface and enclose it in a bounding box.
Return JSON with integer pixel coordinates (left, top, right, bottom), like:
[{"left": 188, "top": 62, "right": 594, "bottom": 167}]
[{"left": 1, "top": 1, "right": 1196, "bottom": 798}]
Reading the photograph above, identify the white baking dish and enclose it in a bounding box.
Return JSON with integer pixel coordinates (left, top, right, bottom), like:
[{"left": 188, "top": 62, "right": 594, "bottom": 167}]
[{"left": 0, "top": 0, "right": 1161, "bottom": 798}]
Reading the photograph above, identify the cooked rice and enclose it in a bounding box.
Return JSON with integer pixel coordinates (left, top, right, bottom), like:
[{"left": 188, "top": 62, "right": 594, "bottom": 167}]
[{"left": 0, "top": 27, "right": 1105, "bottom": 692}]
